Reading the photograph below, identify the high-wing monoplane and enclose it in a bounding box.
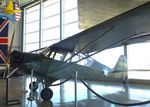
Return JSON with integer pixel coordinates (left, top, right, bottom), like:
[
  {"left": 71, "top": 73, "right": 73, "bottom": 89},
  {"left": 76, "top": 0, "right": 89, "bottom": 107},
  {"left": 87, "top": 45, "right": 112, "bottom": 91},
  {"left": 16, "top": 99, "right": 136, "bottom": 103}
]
[
  {"left": 2, "top": 0, "right": 21, "bottom": 14},
  {"left": 9, "top": 2, "right": 150, "bottom": 101},
  {"left": 0, "top": 0, "right": 21, "bottom": 22}
]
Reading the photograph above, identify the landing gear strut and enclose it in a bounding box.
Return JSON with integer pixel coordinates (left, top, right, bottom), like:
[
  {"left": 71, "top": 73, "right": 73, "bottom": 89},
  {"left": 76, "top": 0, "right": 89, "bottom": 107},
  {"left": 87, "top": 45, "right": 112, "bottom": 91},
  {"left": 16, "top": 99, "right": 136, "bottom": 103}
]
[
  {"left": 40, "top": 87, "right": 53, "bottom": 101},
  {"left": 122, "top": 76, "right": 128, "bottom": 92}
]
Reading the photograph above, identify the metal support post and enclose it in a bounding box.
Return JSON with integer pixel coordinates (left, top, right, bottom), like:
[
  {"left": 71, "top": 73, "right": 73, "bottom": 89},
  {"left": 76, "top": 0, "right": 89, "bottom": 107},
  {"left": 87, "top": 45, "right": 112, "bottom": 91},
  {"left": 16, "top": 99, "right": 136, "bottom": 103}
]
[
  {"left": 5, "top": 67, "right": 20, "bottom": 105},
  {"left": 75, "top": 71, "right": 78, "bottom": 107},
  {"left": 27, "top": 69, "right": 35, "bottom": 101},
  {"left": 22, "top": 75, "right": 28, "bottom": 93}
]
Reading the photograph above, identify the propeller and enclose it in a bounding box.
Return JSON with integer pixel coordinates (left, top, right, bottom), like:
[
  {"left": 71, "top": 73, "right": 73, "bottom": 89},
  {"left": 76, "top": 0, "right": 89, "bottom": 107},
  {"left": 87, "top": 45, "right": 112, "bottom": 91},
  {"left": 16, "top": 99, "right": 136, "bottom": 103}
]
[{"left": 3, "top": 30, "right": 15, "bottom": 78}]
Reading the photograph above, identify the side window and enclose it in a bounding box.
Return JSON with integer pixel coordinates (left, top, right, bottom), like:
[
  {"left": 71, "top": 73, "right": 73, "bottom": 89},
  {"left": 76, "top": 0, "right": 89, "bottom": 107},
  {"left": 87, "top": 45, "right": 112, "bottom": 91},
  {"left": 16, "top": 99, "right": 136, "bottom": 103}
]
[
  {"left": 54, "top": 52, "right": 64, "bottom": 61},
  {"left": 128, "top": 42, "right": 150, "bottom": 80},
  {"left": 49, "top": 51, "right": 56, "bottom": 59},
  {"left": 44, "top": 50, "right": 65, "bottom": 61}
]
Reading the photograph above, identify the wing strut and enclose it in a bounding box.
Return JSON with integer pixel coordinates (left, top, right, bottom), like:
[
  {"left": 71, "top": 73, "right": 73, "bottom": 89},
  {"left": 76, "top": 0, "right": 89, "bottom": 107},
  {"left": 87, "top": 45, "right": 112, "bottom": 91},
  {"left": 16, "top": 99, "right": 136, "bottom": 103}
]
[
  {"left": 49, "top": 27, "right": 114, "bottom": 73},
  {"left": 3, "top": 30, "right": 15, "bottom": 78}
]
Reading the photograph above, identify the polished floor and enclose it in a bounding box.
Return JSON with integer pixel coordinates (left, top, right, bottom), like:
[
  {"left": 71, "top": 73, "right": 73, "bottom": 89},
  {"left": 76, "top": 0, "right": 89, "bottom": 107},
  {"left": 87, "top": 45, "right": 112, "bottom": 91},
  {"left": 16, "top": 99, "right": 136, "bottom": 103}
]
[{"left": 1, "top": 76, "right": 150, "bottom": 107}]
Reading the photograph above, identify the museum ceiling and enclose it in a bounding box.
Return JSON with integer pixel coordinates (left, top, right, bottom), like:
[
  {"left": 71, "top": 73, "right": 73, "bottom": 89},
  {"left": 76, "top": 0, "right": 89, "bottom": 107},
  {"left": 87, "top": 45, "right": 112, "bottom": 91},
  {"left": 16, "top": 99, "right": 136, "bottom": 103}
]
[{"left": 78, "top": 0, "right": 150, "bottom": 29}]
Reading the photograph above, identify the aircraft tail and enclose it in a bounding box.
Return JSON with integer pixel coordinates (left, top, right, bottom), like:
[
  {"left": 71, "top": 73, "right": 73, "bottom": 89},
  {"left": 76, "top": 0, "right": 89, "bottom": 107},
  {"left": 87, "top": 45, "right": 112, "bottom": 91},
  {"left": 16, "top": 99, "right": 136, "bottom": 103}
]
[{"left": 114, "top": 55, "right": 127, "bottom": 71}]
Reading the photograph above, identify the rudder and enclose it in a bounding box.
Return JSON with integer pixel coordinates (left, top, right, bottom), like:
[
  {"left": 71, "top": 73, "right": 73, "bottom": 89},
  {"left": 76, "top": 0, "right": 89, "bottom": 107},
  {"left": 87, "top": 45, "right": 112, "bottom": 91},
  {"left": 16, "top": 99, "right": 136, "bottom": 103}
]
[{"left": 114, "top": 55, "right": 127, "bottom": 71}]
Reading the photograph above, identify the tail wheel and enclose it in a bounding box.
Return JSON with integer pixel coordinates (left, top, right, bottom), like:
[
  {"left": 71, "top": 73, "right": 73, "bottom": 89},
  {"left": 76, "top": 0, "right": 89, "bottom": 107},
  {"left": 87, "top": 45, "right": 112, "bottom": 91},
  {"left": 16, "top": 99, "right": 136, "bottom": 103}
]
[
  {"left": 29, "top": 82, "right": 38, "bottom": 91},
  {"left": 40, "top": 88, "right": 53, "bottom": 101},
  {"left": 122, "top": 76, "right": 128, "bottom": 85}
]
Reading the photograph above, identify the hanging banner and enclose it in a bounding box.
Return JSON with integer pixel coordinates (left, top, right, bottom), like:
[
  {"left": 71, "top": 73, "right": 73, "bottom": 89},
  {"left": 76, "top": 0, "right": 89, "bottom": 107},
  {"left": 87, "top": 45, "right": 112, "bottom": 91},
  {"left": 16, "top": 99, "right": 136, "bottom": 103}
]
[{"left": 0, "top": 18, "right": 9, "bottom": 64}]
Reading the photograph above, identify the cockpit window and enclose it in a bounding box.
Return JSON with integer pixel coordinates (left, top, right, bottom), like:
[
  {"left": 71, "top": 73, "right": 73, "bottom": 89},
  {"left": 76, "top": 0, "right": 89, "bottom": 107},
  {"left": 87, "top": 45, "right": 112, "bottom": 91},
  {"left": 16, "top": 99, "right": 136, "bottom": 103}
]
[
  {"left": 43, "top": 49, "right": 66, "bottom": 61},
  {"left": 54, "top": 53, "right": 64, "bottom": 61},
  {"left": 42, "top": 48, "right": 94, "bottom": 66},
  {"left": 49, "top": 51, "right": 56, "bottom": 59},
  {"left": 44, "top": 50, "right": 52, "bottom": 57}
]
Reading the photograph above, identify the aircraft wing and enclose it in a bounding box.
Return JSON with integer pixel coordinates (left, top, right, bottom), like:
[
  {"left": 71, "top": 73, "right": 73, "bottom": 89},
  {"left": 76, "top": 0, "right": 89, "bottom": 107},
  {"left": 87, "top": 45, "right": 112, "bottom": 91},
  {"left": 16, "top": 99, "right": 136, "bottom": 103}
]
[{"left": 50, "top": 2, "right": 150, "bottom": 54}]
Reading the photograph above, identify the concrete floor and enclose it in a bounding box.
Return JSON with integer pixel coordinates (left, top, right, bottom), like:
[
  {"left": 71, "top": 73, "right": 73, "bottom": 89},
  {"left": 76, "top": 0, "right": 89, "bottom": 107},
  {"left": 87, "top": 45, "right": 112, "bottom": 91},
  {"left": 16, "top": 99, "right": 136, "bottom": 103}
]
[{"left": 1, "top": 76, "right": 150, "bottom": 107}]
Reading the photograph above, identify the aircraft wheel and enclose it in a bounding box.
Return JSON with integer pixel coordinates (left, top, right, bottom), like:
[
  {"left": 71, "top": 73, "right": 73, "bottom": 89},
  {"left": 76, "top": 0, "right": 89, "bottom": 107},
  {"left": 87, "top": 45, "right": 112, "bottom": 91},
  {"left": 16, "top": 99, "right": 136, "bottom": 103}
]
[
  {"left": 40, "top": 88, "right": 53, "bottom": 101},
  {"left": 122, "top": 76, "right": 128, "bottom": 85},
  {"left": 29, "top": 82, "right": 38, "bottom": 91}
]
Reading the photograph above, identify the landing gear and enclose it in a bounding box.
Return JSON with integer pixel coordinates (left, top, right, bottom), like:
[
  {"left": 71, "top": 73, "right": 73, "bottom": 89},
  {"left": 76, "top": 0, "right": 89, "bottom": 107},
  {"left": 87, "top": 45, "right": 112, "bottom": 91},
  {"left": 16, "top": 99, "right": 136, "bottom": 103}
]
[
  {"left": 122, "top": 76, "right": 128, "bottom": 92},
  {"left": 40, "top": 88, "right": 53, "bottom": 101},
  {"left": 122, "top": 76, "right": 128, "bottom": 85},
  {"left": 29, "top": 82, "right": 38, "bottom": 91}
]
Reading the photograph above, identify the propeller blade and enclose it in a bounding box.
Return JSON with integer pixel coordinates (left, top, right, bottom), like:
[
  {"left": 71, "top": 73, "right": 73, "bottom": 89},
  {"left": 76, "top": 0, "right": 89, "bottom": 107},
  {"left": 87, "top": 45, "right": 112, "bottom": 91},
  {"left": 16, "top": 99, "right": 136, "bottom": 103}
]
[{"left": 3, "top": 30, "right": 15, "bottom": 78}]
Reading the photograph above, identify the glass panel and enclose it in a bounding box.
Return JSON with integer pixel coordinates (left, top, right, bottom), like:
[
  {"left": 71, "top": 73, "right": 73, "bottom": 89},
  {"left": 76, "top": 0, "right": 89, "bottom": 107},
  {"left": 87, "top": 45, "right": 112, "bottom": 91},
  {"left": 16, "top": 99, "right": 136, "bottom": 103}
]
[
  {"left": 26, "top": 43, "right": 39, "bottom": 52},
  {"left": 26, "top": 21, "right": 39, "bottom": 33},
  {"left": 64, "top": 9, "right": 78, "bottom": 24},
  {"left": 26, "top": 32, "right": 39, "bottom": 44},
  {"left": 26, "top": 4, "right": 40, "bottom": 13},
  {"left": 49, "top": 51, "right": 56, "bottom": 58},
  {"left": 128, "top": 42, "right": 150, "bottom": 80},
  {"left": 24, "top": 4, "right": 40, "bottom": 52},
  {"left": 54, "top": 52, "right": 64, "bottom": 61},
  {"left": 64, "top": 22, "right": 81, "bottom": 38},
  {"left": 26, "top": 10, "right": 40, "bottom": 23},
  {"left": 43, "top": 0, "right": 60, "bottom": 7},
  {"left": 128, "top": 43, "right": 150, "bottom": 69},
  {"left": 24, "top": 0, "right": 79, "bottom": 52},
  {"left": 63, "top": 0, "right": 80, "bottom": 39},
  {"left": 43, "top": 15, "right": 60, "bottom": 29},
  {"left": 43, "top": 2, "right": 60, "bottom": 18},
  {"left": 42, "top": 39, "right": 60, "bottom": 48},
  {"left": 43, "top": 27, "right": 60, "bottom": 41},
  {"left": 64, "top": 0, "right": 77, "bottom": 11},
  {"left": 92, "top": 47, "right": 124, "bottom": 69}
]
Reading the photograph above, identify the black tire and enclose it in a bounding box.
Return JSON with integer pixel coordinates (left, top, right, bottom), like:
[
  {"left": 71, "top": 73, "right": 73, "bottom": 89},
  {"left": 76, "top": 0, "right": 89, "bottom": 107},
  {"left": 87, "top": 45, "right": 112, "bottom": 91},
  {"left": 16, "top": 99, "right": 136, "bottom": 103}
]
[
  {"left": 122, "top": 76, "right": 128, "bottom": 85},
  {"left": 40, "top": 88, "right": 53, "bottom": 101},
  {"left": 29, "top": 82, "right": 38, "bottom": 91}
]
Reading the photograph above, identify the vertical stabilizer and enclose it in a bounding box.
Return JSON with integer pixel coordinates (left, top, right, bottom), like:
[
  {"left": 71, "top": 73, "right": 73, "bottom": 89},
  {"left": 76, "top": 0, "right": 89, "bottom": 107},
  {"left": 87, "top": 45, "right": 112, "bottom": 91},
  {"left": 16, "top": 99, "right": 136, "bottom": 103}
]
[{"left": 114, "top": 55, "right": 127, "bottom": 71}]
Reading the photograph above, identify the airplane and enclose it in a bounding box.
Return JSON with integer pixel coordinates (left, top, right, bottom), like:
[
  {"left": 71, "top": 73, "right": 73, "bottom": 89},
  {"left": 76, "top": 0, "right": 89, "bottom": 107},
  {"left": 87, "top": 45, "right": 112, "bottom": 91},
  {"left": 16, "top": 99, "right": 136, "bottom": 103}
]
[
  {"left": 9, "top": 1, "right": 150, "bottom": 101},
  {"left": 2, "top": 0, "right": 21, "bottom": 14},
  {"left": 0, "top": 0, "right": 21, "bottom": 22}
]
